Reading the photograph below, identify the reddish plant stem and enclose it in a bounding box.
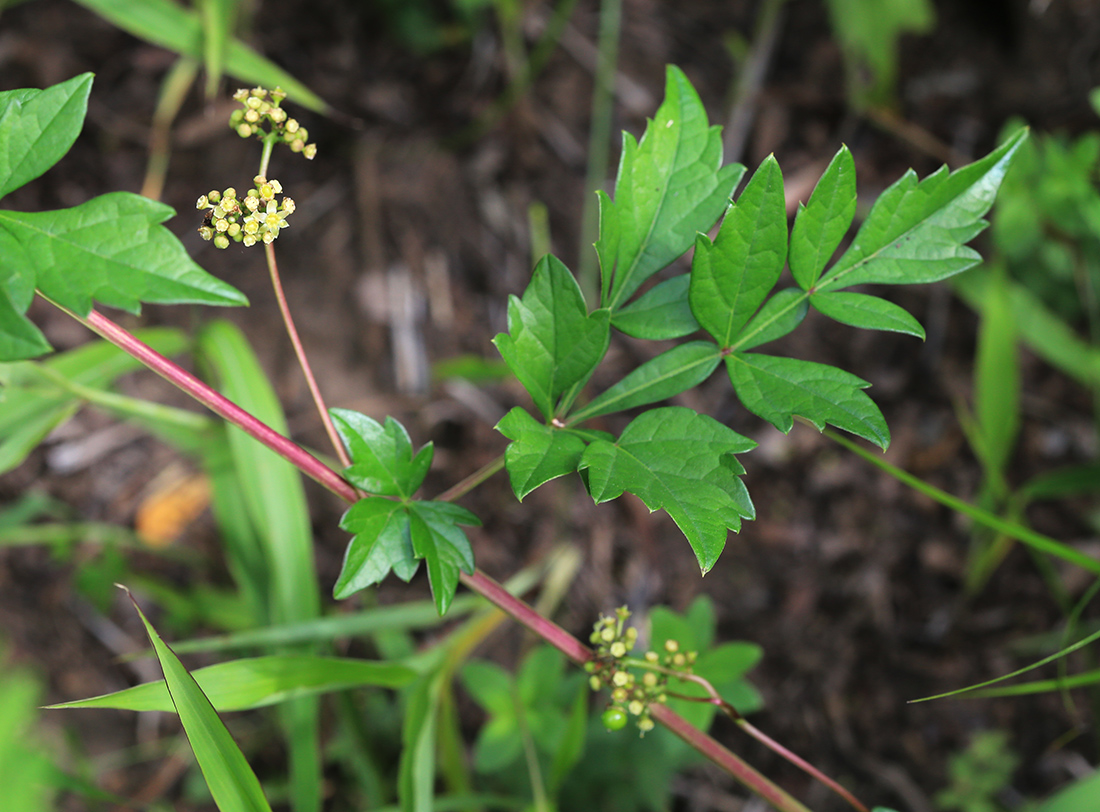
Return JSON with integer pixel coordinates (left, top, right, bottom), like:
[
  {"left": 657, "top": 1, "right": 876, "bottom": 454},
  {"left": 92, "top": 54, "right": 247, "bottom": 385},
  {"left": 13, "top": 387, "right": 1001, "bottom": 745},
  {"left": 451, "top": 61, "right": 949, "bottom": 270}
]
[
  {"left": 649, "top": 704, "right": 812, "bottom": 812},
  {"left": 263, "top": 242, "right": 352, "bottom": 470},
  {"left": 79, "top": 307, "right": 359, "bottom": 503},
  {"left": 64, "top": 305, "right": 826, "bottom": 812}
]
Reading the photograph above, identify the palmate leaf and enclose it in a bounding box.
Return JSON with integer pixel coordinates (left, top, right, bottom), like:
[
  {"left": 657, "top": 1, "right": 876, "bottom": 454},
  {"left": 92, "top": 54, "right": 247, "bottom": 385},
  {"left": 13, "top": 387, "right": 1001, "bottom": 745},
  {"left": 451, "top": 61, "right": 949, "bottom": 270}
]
[
  {"left": 817, "top": 128, "right": 1028, "bottom": 291},
  {"left": 0, "top": 192, "right": 247, "bottom": 316},
  {"left": 331, "top": 408, "right": 433, "bottom": 498},
  {"left": 493, "top": 254, "right": 610, "bottom": 420},
  {"left": 726, "top": 353, "right": 889, "bottom": 448},
  {"left": 0, "top": 73, "right": 92, "bottom": 201},
  {"left": 336, "top": 497, "right": 479, "bottom": 615},
  {"left": 690, "top": 155, "right": 787, "bottom": 347},
  {"left": 598, "top": 66, "right": 745, "bottom": 311},
  {"left": 577, "top": 407, "right": 755, "bottom": 573}
]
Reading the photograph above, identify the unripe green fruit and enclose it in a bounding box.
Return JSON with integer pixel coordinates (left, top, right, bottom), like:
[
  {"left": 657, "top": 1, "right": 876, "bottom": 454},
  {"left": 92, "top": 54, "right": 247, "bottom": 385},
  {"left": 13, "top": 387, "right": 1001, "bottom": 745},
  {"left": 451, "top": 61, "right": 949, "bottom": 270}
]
[{"left": 601, "top": 707, "right": 627, "bottom": 731}]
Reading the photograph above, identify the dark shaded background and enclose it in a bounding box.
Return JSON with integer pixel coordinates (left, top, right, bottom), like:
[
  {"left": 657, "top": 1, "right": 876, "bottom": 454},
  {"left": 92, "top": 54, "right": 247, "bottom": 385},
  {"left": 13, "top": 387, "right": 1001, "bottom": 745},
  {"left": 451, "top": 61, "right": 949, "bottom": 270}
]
[{"left": 3, "top": 0, "right": 1100, "bottom": 809}]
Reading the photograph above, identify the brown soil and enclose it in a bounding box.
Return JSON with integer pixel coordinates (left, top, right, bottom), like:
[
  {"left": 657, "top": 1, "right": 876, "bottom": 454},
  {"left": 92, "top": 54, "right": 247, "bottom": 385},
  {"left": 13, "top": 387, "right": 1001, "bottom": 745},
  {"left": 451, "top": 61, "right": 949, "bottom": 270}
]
[{"left": 3, "top": 1, "right": 1100, "bottom": 810}]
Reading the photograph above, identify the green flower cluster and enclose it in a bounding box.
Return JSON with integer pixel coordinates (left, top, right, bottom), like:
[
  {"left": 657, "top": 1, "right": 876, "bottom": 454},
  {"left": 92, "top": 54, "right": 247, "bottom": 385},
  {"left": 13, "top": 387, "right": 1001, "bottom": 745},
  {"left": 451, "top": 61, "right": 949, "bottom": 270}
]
[
  {"left": 585, "top": 606, "right": 697, "bottom": 735},
  {"left": 196, "top": 176, "right": 296, "bottom": 249},
  {"left": 229, "top": 86, "right": 317, "bottom": 159}
]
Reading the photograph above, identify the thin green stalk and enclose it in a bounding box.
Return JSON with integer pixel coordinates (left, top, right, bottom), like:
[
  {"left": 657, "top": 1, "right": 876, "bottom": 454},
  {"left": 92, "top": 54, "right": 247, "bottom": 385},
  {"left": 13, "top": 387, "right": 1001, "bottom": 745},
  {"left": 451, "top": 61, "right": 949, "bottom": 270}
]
[
  {"left": 433, "top": 455, "right": 506, "bottom": 503},
  {"left": 263, "top": 241, "right": 353, "bottom": 470},
  {"left": 578, "top": 0, "right": 621, "bottom": 304},
  {"left": 825, "top": 427, "right": 1100, "bottom": 576}
]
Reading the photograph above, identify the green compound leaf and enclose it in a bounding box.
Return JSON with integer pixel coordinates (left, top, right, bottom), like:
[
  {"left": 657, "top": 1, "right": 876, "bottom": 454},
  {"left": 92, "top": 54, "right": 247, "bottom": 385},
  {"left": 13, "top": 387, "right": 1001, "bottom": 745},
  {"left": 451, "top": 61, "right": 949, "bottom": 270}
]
[
  {"left": 611, "top": 274, "right": 699, "bottom": 340},
  {"left": 690, "top": 155, "right": 787, "bottom": 348},
  {"left": 789, "top": 145, "right": 857, "bottom": 290},
  {"left": 0, "top": 192, "right": 248, "bottom": 316},
  {"left": 726, "top": 353, "right": 889, "bottom": 448},
  {"left": 735, "top": 288, "right": 809, "bottom": 350},
  {"left": 496, "top": 407, "right": 589, "bottom": 500},
  {"left": 0, "top": 73, "right": 92, "bottom": 201},
  {"left": 335, "top": 497, "right": 418, "bottom": 599},
  {"left": 599, "top": 66, "right": 745, "bottom": 310},
  {"left": 577, "top": 406, "right": 755, "bottom": 573},
  {"left": 572, "top": 341, "right": 721, "bottom": 423},
  {"left": 493, "top": 254, "right": 610, "bottom": 421},
  {"left": 818, "top": 128, "right": 1028, "bottom": 291},
  {"left": 407, "top": 501, "right": 480, "bottom": 616},
  {"left": 331, "top": 409, "right": 433, "bottom": 498},
  {"left": 809, "top": 290, "right": 925, "bottom": 338}
]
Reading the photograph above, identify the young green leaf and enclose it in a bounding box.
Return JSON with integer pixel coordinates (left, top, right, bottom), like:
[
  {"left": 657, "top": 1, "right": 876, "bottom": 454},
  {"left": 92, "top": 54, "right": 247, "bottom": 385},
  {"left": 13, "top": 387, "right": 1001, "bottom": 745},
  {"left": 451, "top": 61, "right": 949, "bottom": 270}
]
[
  {"left": 726, "top": 353, "right": 889, "bottom": 448},
  {"left": 809, "top": 290, "right": 925, "bottom": 338},
  {"left": 407, "top": 502, "right": 480, "bottom": 615},
  {"left": 817, "top": 128, "right": 1028, "bottom": 291},
  {"left": 690, "top": 155, "right": 787, "bottom": 347},
  {"left": 0, "top": 73, "right": 92, "bottom": 201},
  {"left": 599, "top": 66, "right": 745, "bottom": 310},
  {"left": 496, "top": 407, "right": 589, "bottom": 500},
  {"left": 570, "top": 341, "right": 721, "bottom": 423},
  {"left": 733, "top": 288, "right": 809, "bottom": 350},
  {"left": 123, "top": 591, "right": 273, "bottom": 812},
  {"left": 610, "top": 274, "right": 700, "bottom": 340},
  {"left": 331, "top": 409, "right": 433, "bottom": 498},
  {"left": 493, "top": 254, "right": 610, "bottom": 420},
  {"left": 336, "top": 497, "right": 419, "bottom": 599},
  {"left": 577, "top": 407, "right": 755, "bottom": 573},
  {"left": 48, "top": 654, "right": 416, "bottom": 712},
  {"left": 789, "top": 145, "right": 857, "bottom": 290},
  {"left": 0, "top": 192, "right": 248, "bottom": 316}
]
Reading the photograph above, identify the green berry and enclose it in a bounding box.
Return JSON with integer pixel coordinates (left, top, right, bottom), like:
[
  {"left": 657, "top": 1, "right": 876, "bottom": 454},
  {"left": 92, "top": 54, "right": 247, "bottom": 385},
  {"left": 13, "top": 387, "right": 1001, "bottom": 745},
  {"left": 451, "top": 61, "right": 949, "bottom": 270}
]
[{"left": 601, "top": 708, "right": 627, "bottom": 731}]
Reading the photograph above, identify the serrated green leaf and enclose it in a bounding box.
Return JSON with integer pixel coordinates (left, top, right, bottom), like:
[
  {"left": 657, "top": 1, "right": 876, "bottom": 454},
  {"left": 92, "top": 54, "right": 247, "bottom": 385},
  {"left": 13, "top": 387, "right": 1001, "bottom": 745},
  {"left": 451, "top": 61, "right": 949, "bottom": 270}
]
[
  {"left": 809, "top": 290, "right": 925, "bottom": 338},
  {"left": 73, "top": 0, "right": 329, "bottom": 114},
  {"left": 570, "top": 341, "right": 720, "bottom": 423},
  {"left": 734, "top": 288, "right": 809, "bottom": 350},
  {"left": 125, "top": 593, "right": 273, "bottom": 812},
  {"left": 726, "top": 353, "right": 889, "bottom": 448},
  {"left": 690, "top": 156, "right": 787, "bottom": 347},
  {"left": 407, "top": 502, "right": 480, "bottom": 615},
  {"left": 0, "top": 192, "right": 247, "bottom": 315},
  {"left": 610, "top": 274, "right": 700, "bottom": 339},
  {"left": 0, "top": 73, "right": 92, "bottom": 201},
  {"left": 599, "top": 66, "right": 745, "bottom": 310},
  {"left": 496, "top": 407, "right": 587, "bottom": 500},
  {"left": 49, "top": 654, "right": 415, "bottom": 712},
  {"left": 336, "top": 497, "right": 418, "bottom": 599},
  {"left": 331, "top": 409, "right": 432, "bottom": 498},
  {"left": 577, "top": 407, "right": 755, "bottom": 573},
  {"left": 493, "top": 254, "right": 610, "bottom": 420},
  {"left": 789, "top": 145, "right": 857, "bottom": 290},
  {"left": 818, "top": 128, "right": 1028, "bottom": 290}
]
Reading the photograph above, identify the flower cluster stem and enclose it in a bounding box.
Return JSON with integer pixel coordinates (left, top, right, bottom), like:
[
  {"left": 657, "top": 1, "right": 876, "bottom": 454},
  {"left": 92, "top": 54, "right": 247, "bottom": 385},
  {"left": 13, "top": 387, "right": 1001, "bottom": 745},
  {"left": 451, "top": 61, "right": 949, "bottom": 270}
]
[{"left": 263, "top": 242, "right": 353, "bottom": 471}]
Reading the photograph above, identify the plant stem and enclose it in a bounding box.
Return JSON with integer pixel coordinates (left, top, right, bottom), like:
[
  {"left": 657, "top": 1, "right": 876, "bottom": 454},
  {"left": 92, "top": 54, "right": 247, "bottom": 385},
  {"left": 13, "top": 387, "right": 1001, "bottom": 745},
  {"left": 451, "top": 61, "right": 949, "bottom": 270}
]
[
  {"left": 64, "top": 304, "right": 358, "bottom": 502},
  {"left": 264, "top": 241, "right": 353, "bottom": 470},
  {"left": 55, "top": 302, "right": 848, "bottom": 812},
  {"left": 433, "top": 454, "right": 506, "bottom": 503}
]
